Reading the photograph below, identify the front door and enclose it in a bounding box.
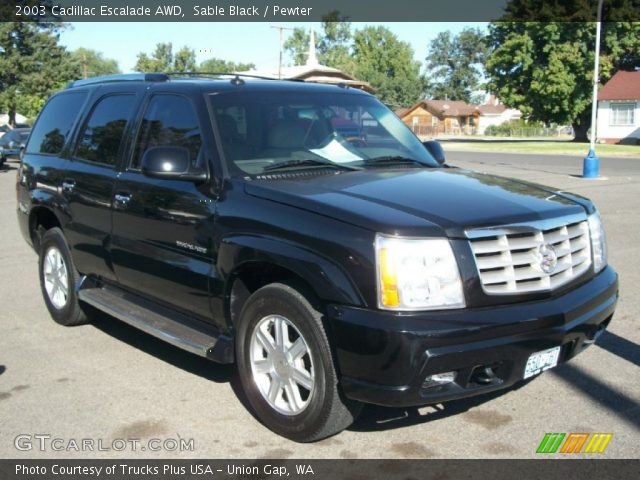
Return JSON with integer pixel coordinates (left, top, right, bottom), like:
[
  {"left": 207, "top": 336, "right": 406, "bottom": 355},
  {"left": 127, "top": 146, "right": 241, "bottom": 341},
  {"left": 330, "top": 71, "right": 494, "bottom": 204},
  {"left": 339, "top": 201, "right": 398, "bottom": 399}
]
[{"left": 110, "top": 93, "right": 216, "bottom": 320}]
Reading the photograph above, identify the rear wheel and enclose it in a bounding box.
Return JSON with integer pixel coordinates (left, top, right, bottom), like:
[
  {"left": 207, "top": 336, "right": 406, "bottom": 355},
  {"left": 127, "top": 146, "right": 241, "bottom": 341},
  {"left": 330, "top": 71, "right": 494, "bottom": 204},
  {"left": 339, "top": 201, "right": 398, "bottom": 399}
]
[
  {"left": 236, "top": 283, "right": 361, "bottom": 442},
  {"left": 38, "top": 227, "right": 90, "bottom": 326}
]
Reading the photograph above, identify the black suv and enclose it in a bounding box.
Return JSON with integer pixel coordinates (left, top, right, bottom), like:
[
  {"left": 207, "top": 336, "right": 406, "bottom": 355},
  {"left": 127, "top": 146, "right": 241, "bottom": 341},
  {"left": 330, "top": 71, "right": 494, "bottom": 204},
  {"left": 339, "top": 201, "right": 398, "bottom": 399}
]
[{"left": 17, "top": 74, "right": 618, "bottom": 442}]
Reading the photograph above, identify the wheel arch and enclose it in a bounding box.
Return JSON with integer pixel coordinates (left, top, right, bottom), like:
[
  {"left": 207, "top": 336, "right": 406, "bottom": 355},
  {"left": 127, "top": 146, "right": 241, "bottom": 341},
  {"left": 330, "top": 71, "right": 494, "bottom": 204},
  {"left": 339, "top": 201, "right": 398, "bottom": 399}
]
[{"left": 218, "top": 235, "right": 365, "bottom": 331}]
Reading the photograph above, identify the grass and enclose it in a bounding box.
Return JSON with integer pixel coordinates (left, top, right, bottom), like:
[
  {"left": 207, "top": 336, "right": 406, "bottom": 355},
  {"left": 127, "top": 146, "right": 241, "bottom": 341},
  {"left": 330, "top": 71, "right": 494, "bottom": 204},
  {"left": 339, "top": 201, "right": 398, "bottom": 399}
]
[{"left": 437, "top": 139, "right": 640, "bottom": 158}]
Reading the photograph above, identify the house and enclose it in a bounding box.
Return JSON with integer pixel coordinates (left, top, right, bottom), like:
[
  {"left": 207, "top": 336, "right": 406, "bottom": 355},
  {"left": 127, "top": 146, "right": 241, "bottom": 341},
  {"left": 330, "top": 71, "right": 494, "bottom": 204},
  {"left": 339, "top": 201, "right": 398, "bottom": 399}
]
[
  {"left": 397, "top": 96, "right": 523, "bottom": 137},
  {"left": 397, "top": 99, "right": 480, "bottom": 136},
  {"left": 596, "top": 70, "right": 640, "bottom": 144},
  {"left": 242, "top": 30, "right": 374, "bottom": 93},
  {"left": 476, "top": 96, "right": 522, "bottom": 134}
]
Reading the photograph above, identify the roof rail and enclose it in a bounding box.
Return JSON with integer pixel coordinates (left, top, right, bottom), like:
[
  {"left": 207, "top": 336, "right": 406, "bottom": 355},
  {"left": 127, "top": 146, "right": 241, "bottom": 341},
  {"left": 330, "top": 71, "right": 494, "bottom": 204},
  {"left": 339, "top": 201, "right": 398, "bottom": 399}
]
[
  {"left": 67, "top": 73, "right": 169, "bottom": 89},
  {"left": 168, "top": 71, "right": 305, "bottom": 82}
]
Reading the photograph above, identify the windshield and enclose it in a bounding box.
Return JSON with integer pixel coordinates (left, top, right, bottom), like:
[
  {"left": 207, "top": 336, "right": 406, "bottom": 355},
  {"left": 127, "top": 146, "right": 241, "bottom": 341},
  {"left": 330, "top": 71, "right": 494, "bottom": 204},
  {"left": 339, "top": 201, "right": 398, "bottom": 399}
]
[{"left": 208, "top": 90, "right": 438, "bottom": 176}]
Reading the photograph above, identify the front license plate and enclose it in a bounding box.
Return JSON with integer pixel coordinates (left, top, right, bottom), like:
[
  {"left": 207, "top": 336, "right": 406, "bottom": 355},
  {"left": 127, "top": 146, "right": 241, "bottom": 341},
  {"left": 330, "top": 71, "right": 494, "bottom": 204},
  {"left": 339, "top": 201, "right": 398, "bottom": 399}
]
[{"left": 524, "top": 346, "right": 561, "bottom": 379}]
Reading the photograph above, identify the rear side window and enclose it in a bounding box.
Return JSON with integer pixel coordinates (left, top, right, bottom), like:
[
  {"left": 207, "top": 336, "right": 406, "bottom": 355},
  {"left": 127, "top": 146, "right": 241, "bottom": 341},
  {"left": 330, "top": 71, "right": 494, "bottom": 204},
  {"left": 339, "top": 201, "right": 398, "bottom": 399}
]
[
  {"left": 131, "top": 94, "right": 202, "bottom": 169},
  {"left": 26, "top": 92, "right": 87, "bottom": 155},
  {"left": 74, "top": 94, "right": 135, "bottom": 167}
]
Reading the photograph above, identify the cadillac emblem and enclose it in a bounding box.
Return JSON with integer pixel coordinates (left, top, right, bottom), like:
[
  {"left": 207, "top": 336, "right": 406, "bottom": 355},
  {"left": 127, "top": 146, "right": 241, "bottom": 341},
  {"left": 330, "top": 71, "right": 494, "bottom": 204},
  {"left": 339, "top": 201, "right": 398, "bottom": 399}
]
[{"left": 537, "top": 243, "right": 558, "bottom": 274}]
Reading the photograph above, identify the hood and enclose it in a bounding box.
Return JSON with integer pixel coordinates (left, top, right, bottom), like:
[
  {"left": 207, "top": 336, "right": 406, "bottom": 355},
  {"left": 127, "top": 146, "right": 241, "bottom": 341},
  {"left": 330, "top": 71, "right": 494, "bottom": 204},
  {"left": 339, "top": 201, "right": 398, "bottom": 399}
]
[{"left": 244, "top": 167, "right": 588, "bottom": 237}]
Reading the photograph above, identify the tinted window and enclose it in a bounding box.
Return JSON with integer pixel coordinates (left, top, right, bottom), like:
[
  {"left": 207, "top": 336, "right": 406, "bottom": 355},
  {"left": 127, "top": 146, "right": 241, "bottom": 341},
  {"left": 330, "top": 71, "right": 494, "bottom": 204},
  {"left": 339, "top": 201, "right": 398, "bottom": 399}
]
[
  {"left": 75, "top": 95, "right": 135, "bottom": 167},
  {"left": 27, "top": 92, "right": 87, "bottom": 155},
  {"left": 132, "top": 95, "right": 202, "bottom": 169}
]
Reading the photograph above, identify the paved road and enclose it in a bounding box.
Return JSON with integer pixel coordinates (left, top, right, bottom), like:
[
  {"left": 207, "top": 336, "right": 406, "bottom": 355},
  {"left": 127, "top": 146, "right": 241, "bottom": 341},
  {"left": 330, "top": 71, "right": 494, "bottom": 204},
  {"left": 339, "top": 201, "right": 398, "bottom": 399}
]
[{"left": 0, "top": 151, "right": 638, "bottom": 459}]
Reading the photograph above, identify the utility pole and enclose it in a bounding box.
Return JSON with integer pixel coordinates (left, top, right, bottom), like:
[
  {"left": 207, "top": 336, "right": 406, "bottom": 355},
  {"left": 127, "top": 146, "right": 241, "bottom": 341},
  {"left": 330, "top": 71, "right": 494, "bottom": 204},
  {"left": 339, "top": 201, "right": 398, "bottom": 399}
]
[
  {"left": 583, "top": 0, "right": 604, "bottom": 178},
  {"left": 271, "top": 26, "right": 294, "bottom": 79}
]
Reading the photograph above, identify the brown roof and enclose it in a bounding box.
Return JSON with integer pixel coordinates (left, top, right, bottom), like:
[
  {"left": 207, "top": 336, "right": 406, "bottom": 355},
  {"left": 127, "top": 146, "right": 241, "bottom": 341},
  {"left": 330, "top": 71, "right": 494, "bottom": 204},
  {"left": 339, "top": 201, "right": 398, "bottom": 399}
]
[
  {"left": 423, "top": 100, "right": 478, "bottom": 117},
  {"left": 395, "top": 108, "right": 409, "bottom": 117},
  {"left": 598, "top": 70, "right": 640, "bottom": 101},
  {"left": 478, "top": 104, "right": 507, "bottom": 115}
]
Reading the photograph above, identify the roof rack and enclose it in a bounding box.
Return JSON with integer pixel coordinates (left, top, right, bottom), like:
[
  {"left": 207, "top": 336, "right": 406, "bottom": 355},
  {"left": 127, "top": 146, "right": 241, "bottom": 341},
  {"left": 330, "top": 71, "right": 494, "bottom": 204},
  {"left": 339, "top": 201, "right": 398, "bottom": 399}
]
[
  {"left": 67, "top": 73, "right": 169, "bottom": 89},
  {"left": 168, "top": 71, "right": 306, "bottom": 83}
]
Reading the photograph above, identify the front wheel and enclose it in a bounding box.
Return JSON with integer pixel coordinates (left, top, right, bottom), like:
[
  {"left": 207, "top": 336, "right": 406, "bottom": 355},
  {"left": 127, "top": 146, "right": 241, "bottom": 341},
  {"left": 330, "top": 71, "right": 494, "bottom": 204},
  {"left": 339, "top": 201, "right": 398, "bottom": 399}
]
[{"left": 236, "top": 283, "right": 361, "bottom": 442}]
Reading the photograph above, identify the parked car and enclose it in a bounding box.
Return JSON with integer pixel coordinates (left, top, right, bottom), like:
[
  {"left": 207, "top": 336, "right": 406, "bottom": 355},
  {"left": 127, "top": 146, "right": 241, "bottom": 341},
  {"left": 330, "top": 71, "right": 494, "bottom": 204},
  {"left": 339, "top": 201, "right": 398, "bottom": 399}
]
[
  {"left": 17, "top": 73, "right": 618, "bottom": 442},
  {"left": 0, "top": 128, "right": 30, "bottom": 165}
]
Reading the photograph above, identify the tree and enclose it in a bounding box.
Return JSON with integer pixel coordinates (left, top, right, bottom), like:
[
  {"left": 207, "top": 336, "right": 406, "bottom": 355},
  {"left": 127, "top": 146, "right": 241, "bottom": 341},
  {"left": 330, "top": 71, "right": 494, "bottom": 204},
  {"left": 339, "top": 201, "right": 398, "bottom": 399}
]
[
  {"left": 425, "top": 28, "right": 487, "bottom": 103},
  {"left": 70, "top": 48, "right": 120, "bottom": 79},
  {"left": 0, "top": 22, "right": 77, "bottom": 124},
  {"left": 199, "top": 58, "right": 255, "bottom": 73},
  {"left": 485, "top": 21, "right": 640, "bottom": 141},
  {"left": 284, "top": 12, "right": 353, "bottom": 71},
  {"left": 352, "top": 26, "right": 427, "bottom": 108},
  {"left": 135, "top": 42, "right": 173, "bottom": 72},
  {"left": 173, "top": 46, "right": 197, "bottom": 73}
]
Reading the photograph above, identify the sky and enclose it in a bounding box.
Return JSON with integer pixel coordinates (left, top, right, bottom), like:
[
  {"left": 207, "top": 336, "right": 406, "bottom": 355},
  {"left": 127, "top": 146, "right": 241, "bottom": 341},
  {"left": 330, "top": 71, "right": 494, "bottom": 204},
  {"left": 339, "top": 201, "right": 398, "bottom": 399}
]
[{"left": 58, "top": 22, "right": 487, "bottom": 73}]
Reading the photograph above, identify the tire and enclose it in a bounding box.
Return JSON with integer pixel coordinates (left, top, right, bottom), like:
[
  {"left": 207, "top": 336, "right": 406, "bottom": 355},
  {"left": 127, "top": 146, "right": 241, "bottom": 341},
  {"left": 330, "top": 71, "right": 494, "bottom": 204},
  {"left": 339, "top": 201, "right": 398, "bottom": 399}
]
[
  {"left": 38, "top": 227, "right": 90, "bottom": 326},
  {"left": 236, "top": 283, "right": 361, "bottom": 442}
]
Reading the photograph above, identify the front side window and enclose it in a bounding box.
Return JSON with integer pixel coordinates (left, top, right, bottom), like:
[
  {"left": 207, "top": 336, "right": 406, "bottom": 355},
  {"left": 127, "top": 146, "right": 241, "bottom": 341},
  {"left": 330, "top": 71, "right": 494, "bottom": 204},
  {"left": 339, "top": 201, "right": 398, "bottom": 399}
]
[
  {"left": 74, "top": 94, "right": 135, "bottom": 167},
  {"left": 208, "top": 91, "right": 438, "bottom": 177},
  {"left": 610, "top": 102, "right": 635, "bottom": 126},
  {"left": 26, "top": 92, "right": 87, "bottom": 155},
  {"left": 131, "top": 94, "right": 203, "bottom": 170}
]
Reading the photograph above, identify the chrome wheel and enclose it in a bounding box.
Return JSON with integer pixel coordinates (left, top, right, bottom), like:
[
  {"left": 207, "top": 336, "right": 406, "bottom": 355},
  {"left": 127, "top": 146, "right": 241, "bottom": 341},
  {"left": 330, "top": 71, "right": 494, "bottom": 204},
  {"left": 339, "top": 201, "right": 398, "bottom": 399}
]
[
  {"left": 43, "top": 246, "right": 69, "bottom": 310},
  {"left": 250, "top": 314, "right": 315, "bottom": 416}
]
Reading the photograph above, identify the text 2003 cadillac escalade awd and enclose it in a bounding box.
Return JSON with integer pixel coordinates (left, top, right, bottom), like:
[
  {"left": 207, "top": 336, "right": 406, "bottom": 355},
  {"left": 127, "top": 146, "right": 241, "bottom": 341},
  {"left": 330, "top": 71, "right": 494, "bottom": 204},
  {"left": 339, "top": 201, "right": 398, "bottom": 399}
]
[{"left": 17, "top": 74, "right": 618, "bottom": 442}]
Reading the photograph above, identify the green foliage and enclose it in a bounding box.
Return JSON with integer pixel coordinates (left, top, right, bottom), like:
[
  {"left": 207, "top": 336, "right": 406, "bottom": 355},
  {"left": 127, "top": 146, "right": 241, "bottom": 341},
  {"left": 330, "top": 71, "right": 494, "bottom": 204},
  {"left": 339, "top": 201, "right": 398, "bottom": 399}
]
[
  {"left": 485, "top": 20, "right": 640, "bottom": 141},
  {"left": 69, "top": 48, "right": 120, "bottom": 79},
  {"left": 199, "top": 58, "right": 255, "bottom": 73},
  {"left": 0, "top": 22, "right": 78, "bottom": 124},
  {"left": 484, "top": 119, "right": 552, "bottom": 136},
  {"left": 425, "top": 28, "right": 488, "bottom": 103},
  {"left": 286, "top": 23, "right": 426, "bottom": 107},
  {"left": 136, "top": 42, "right": 172, "bottom": 72},
  {"left": 352, "top": 26, "right": 427, "bottom": 108},
  {"left": 284, "top": 12, "right": 353, "bottom": 72},
  {"left": 284, "top": 28, "right": 310, "bottom": 66},
  {"left": 173, "top": 47, "right": 197, "bottom": 73}
]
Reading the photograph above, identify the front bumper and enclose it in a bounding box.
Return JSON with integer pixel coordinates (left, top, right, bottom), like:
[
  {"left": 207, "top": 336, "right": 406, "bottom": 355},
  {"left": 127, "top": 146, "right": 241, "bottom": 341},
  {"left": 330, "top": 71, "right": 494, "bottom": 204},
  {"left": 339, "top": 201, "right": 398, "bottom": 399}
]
[{"left": 327, "top": 266, "right": 618, "bottom": 407}]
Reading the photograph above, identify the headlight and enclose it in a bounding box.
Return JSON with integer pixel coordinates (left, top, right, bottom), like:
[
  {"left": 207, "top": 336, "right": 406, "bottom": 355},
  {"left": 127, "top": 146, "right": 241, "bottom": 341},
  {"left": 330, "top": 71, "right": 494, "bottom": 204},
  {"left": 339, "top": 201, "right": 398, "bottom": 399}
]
[
  {"left": 588, "top": 211, "right": 608, "bottom": 273},
  {"left": 375, "top": 235, "right": 465, "bottom": 310}
]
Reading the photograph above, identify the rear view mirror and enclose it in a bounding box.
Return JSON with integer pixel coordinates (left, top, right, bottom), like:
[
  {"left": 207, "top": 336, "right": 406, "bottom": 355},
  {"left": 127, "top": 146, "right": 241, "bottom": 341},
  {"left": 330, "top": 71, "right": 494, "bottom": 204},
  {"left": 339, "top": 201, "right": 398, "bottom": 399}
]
[
  {"left": 141, "top": 146, "right": 207, "bottom": 182},
  {"left": 423, "top": 140, "right": 446, "bottom": 165}
]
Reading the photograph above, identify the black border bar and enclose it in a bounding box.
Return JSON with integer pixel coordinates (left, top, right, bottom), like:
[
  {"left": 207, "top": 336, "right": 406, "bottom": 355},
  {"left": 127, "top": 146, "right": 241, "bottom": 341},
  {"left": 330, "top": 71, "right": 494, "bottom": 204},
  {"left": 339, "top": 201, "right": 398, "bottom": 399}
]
[
  {"left": 4, "top": 0, "right": 640, "bottom": 22},
  {"left": 1, "top": 459, "right": 639, "bottom": 480}
]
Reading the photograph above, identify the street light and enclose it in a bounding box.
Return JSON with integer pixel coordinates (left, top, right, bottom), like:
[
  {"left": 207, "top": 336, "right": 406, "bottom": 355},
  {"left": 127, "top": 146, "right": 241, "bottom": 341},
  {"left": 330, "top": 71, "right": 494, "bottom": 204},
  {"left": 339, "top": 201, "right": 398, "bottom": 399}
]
[{"left": 582, "top": 0, "right": 604, "bottom": 178}]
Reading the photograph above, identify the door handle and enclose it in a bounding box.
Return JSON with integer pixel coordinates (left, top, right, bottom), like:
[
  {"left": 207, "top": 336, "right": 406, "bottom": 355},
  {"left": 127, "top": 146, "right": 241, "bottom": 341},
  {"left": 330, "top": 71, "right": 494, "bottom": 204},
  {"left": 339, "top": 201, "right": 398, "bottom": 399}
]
[
  {"left": 61, "top": 179, "right": 76, "bottom": 192},
  {"left": 114, "top": 192, "right": 132, "bottom": 206}
]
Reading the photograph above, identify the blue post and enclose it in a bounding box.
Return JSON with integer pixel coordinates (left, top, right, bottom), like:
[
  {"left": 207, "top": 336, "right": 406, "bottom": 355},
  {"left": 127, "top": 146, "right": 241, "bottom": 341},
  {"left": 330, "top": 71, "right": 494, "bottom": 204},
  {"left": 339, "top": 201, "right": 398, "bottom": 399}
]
[{"left": 583, "top": 149, "right": 600, "bottom": 178}]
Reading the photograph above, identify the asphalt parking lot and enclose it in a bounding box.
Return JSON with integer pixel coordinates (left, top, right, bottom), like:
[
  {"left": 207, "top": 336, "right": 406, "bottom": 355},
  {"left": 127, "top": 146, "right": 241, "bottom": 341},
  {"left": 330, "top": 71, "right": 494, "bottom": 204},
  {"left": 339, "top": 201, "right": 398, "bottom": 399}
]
[{"left": 0, "top": 150, "right": 638, "bottom": 459}]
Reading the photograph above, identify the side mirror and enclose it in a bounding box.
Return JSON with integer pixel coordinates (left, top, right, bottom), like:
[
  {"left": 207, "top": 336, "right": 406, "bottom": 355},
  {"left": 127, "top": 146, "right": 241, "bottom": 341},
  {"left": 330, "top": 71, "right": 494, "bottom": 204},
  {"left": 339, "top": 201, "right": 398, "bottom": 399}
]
[
  {"left": 141, "top": 146, "right": 208, "bottom": 182},
  {"left": 423, "top": 140, "right": 446, "bottom": 165}
]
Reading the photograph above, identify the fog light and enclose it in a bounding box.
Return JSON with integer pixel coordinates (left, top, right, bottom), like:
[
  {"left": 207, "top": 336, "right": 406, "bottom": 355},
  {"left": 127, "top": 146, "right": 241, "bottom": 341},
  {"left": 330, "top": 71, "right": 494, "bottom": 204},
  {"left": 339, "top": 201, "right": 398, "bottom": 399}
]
[{"left": 422, "top": 371, "right": 456, "bottom": 389}]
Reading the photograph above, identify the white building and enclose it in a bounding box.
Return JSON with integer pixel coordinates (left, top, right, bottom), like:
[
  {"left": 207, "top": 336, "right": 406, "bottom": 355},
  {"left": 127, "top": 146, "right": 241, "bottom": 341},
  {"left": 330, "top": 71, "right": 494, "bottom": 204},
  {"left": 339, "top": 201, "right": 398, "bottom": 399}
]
[
  {"left": 242, "top": 30, "right": 373, "bottom": 93},
  {"left": 476, "top": 96, "right": 522, "bottom": 135},
  {"left": 596, "top": 70, "right": 640, "bottom": 145}
]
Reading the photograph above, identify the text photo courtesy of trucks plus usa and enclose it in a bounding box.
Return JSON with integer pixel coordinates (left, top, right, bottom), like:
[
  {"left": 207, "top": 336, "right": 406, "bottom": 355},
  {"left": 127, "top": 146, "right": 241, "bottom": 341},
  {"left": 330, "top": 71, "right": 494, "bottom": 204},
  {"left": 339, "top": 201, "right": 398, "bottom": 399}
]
[{"left": 2, "top": 0, "right": 639, "bottom": 475}]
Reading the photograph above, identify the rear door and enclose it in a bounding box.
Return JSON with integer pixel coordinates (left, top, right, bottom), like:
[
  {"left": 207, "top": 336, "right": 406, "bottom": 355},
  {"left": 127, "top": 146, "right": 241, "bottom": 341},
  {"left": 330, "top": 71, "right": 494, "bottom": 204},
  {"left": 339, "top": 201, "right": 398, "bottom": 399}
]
[
  {"left": 63, "top": 87, "right": 141, "bottom": 280},
  {"left": 110, "top": 91, "right": 217, "bottom": 320}
]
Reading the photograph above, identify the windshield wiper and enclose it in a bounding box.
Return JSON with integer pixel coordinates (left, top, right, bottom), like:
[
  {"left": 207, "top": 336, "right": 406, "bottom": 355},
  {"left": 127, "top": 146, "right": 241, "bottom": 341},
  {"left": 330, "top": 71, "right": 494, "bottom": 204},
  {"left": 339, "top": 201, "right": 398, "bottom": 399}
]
[
  {"left": 263, "top": 159, "right": 360, "bottom": 172},
  {"left": 363, "top": 156, "right": 427, "bottom": 167}
]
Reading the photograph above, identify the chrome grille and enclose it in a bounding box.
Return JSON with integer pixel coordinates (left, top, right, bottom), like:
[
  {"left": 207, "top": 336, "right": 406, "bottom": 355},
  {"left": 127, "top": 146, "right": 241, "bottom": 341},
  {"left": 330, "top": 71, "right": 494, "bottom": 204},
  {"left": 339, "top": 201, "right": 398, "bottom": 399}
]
[{"left": 468, "top": 219, "right": 592, "bottom": 294}]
